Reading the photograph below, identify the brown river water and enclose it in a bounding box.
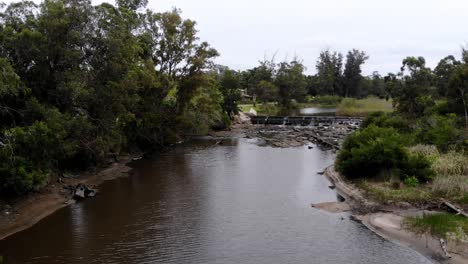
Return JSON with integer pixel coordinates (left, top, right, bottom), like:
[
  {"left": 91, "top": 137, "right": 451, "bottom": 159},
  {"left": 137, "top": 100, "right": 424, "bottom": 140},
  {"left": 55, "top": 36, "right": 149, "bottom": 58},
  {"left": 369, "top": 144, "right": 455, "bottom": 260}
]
[{"left": 0, "top": 137, "right": 433, "bottom": 264}]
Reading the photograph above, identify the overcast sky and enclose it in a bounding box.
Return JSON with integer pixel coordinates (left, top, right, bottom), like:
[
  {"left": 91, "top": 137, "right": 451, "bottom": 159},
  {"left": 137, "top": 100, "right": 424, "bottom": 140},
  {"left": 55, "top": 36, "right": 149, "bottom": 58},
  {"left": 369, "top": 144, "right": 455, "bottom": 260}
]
[{"left": 6, "top": 0, "right": 468, "bottom": 75}]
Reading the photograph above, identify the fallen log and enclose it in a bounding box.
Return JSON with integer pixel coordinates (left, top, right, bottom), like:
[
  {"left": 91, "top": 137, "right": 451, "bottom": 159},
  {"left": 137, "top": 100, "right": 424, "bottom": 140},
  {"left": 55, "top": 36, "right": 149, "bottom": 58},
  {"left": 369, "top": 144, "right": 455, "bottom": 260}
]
[{"left": 442, "top": 201, "right": 468, "bottom": 218}]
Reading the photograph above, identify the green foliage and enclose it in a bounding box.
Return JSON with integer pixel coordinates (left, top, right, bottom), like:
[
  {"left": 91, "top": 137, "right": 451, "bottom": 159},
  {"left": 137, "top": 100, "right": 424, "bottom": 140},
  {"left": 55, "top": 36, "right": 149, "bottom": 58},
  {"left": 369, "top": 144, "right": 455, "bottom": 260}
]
[
  {"left": 219, "top": 69, "right": 241, "bottom": 118},
  {"left": 343, "top": 49, "right": 369, "bottom": 97},
  {"left": 402, "top": 153, "right": 435, "bottom": 182},
  {"left": 335, "top": 97, "right": 394, "bottom": 117},
  {"left": 358, "top": 181, "right": 437, "bottom": 205},
  {"left": 275, "top": 60, "right": 307, "bottom": 108},
  {"left": 362, "top": 112, "right": 411, "bottom": 133},
  {"left": 404, "top": 176, "right": 419, "bottom": 187},
  {"left": 307, "top": 95, "right": 343, "bottom": 106},
  {"left": 0, "top": 0, "right": 224, "bottom": 198},
  {"left": 337, "top": 125, "right": 434, "bottom": 182},
  {"left": 416, "top": 114, "right": 461, "bottom": 150},
  {"left": 405, "top": 213, "right": 468, "bottom": 239},
  {"left": 336, "top": 126, "right": 408, "bottom": 179}
]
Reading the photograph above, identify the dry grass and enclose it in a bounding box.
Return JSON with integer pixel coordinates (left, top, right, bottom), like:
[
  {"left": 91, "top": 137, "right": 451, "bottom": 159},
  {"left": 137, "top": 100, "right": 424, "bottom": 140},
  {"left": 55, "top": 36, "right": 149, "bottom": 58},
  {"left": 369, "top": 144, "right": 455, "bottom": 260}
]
[
  {"left": 408, "top": 145, "right": 439, "bottom": 159},
  {"left": 432, "top": 151, "right": 468, "bottom": 176},
  {"left": 433, "top": 175, "right": 468, "bottom": 195},
  {"left": 409, "top": 146, "right": 468, "bottom": 198}
]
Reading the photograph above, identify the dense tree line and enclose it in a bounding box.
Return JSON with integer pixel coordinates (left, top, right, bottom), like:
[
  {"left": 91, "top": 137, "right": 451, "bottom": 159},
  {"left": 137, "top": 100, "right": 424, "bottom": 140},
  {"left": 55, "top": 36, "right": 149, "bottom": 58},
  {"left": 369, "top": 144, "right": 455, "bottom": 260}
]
[
  {"left": 238, "top": 49, "right": 385, "bottom": 108},
  {"left": 0, "top": 0, "right": 239, "bottom": 197}
]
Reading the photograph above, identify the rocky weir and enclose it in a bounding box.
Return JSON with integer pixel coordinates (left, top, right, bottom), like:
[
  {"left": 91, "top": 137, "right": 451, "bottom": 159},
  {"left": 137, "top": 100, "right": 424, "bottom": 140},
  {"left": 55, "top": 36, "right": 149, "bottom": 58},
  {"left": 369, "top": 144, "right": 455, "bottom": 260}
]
[{"left": 245, "top": 116, "right": 361, "bottom": 149}]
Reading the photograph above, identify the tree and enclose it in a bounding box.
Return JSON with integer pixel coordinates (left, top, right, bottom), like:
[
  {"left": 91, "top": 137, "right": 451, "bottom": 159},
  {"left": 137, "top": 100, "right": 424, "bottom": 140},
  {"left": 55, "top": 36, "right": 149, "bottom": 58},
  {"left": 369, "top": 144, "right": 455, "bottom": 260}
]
[
  {"left": 448, "top": 64, "right": 468, "bottom": 128},
  {"left": 219, "top": 69, "right": 241, "bottom": 118},
  {"left": 343, "top": 49, "right": 369, "bottom": 97},
  {"left": 434, "top": 55, "right": 460, "bottom": 97},
  {"left": 315, "top": 50, "right": 343, "bottom": 95},
  {"left": 275, "top": 60, "right": 307, "bottom": 108},
  {"left": 392, "top": 56, "right": 436, "bottom": 116},
  {"left": 143, "top": 8, "right": 218, "bottom": 113}
]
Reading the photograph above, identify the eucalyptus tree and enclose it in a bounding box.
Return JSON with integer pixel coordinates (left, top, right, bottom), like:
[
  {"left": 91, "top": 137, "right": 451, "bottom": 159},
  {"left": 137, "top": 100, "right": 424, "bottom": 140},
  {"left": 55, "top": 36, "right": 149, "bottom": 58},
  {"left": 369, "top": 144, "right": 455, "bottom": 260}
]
[
  {"left": 275, "top": 60, "right": 307, "bottom": 108},
  {"left": 343, "top": 49, "right": 369, "bottom": 97},
  {"left": 315, "top": 50, "right": 343, "bottom": 95}
]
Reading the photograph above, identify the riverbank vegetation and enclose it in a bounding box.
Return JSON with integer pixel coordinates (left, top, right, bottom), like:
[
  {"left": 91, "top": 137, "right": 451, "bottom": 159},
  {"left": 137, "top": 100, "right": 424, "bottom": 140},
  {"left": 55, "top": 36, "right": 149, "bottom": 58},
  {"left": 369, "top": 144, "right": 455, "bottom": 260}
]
[
  {"left": 405, "top": 213, "right": 468, "bottom": 241},
  {"left": 336, "top": 51, "right": 468, "bottom": 242},
  {"left": 0, "top": 0, "right": 243, "bottom": 198}
]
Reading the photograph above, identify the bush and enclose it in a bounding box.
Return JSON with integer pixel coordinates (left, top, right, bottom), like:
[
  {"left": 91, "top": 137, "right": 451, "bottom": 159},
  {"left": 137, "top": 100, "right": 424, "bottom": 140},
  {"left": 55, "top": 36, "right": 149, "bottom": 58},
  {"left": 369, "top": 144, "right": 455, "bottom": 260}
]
[
  {"left": 337, "top": 125, "right": 434, "bottom": 182},
  {"left": 0, "top": 152, "right": 48, "bottom": 197},
  {"left": 362, "top": 112, "right": 412, "bottom": 133},
  {"left": 416, "top": 114, "right": 461, "bottom": 150},
  {"left": 404, "top": 176, "right": 419, "bottom": 187},
  {"left": 402, "top": 153, "right": 435, "bottom": 182},
  {"left": 336, "top": 126, "right": 408, "bottom": 179}
]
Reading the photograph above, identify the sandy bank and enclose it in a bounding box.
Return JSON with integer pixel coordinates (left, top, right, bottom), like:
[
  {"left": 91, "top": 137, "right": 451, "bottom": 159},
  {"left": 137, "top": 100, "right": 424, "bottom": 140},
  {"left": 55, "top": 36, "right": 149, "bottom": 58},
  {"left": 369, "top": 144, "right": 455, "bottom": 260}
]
[
  {"left": 322, "top": 165, "right": 468, "bottom": 264},
  {"left": 0, "top": 155, "right": 135, "bottom": 240}
]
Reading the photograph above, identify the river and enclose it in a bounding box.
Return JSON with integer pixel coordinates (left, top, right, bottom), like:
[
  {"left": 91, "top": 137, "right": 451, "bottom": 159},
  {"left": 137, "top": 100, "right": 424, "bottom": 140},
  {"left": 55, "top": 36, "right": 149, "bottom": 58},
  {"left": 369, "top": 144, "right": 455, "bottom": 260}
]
[{"left": 0, "top": 138, "right": 433, "bottom": 264}]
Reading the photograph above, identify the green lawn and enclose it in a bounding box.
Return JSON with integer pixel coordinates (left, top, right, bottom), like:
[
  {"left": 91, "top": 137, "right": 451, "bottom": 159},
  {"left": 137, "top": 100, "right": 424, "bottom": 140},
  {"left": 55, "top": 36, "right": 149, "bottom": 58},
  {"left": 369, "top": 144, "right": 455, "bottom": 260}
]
[{"left": 336, "top": 97, "right": 393, "bottom": 116}]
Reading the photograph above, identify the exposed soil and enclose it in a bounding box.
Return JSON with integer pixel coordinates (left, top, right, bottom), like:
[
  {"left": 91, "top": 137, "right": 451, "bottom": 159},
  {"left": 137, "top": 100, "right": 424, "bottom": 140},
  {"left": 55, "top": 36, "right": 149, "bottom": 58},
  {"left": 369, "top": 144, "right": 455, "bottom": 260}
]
[{"left": 0, "top": 154, "right": 136, "bottom": 240}]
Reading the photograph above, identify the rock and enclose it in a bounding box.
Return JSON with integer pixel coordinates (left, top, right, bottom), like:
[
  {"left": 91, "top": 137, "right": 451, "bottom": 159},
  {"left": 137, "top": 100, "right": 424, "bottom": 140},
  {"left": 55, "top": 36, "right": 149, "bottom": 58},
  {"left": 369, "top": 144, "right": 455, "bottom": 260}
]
[
  {"left": 74, "top": 184, "right": 86, "bottom": 199},
  {"left": 73, "top": 183, "right": 98, "bottom": 200}
]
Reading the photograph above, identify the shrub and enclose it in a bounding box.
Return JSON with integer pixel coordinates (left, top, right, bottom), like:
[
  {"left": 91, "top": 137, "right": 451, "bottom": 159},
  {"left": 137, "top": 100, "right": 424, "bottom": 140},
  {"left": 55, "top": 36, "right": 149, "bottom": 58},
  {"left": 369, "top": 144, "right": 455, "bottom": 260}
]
[
  {"left": 0, "top": 153, "right": 48, "bottom": 197},
  {"left": 336, "top": 126, "right": 408, "bottom": 179},
  {"left": 337, "top": 125, "right": 434, "bottom": 182},
  {"left": 401, "top": 153, "right": 435, "bottom": 182},
  {"left": 416, "top": 114, "right": 461, "bottom": 150},
  {"left": 362, "top": 112, "right": 412, "bottom": 133},
  {"left": 404, "top": 176, "right": 419, "bottom": 187}
]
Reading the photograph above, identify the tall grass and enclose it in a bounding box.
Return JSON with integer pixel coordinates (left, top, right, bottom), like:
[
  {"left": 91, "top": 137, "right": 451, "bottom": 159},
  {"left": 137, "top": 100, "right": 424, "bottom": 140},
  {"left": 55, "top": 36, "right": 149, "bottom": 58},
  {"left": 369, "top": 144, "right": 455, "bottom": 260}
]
[
  {"left": 336, "top": 97, "right": 393, "bottom": 116},
  {"left": 432, "top": 150, "right": 468, "bottom": 176},
  {"left": 405, "top": 213, "right": 468, "bottom": 240},
  {"left": 409, "top": 146, "right": 468, "bottom": 196},
  {"left": 433, "top": 176, "right": 468, "bottom": 195}
]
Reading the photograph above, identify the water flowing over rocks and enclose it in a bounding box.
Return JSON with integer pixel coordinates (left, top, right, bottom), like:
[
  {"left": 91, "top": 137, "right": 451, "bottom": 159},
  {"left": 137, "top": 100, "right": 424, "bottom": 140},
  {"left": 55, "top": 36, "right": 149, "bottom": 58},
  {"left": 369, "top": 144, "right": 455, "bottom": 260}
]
[{"left": 245, "top": 123, "right": 358, "bottom": 149}]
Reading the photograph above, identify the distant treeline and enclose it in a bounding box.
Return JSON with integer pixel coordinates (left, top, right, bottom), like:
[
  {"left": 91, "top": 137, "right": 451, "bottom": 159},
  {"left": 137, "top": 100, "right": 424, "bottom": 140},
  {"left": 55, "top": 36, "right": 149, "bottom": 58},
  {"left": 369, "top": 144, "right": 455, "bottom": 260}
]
[{"left": 236, "top": 49, "right": 468, "bottom": 126}]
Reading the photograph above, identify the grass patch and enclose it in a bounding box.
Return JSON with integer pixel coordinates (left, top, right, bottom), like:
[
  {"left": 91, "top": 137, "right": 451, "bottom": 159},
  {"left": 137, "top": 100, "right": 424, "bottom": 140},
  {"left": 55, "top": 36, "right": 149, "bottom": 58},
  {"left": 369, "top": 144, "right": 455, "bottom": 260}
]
[
  {"left": 432, "top": 151, "right": 468, "bottom": 176},
  {"left": 306, "top": 95, "right": 343, "bottom": 107},
  {"left": 239, "top": 102, "right": 279, "bottom": 115},
  {"left": 358, "top": 181, "right": 438, "bottom": 205},
  {"left": 408, "top": 146, "right": 468, "bottom": 199},
  {"left": 405, "top": 213, "right": 468, "bottom": 239},
  {"left": 336, "top": 97, "right": 393, "bottom": 116}
]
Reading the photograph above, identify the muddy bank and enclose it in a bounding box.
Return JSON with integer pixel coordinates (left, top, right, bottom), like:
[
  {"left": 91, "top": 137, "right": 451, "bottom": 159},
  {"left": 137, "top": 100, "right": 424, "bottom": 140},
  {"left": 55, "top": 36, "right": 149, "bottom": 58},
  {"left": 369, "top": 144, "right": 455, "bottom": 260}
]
[
  {"left": 0, "top": 155, "right": 135, "bottom": 240},
  {"left": 321, "top": 165, "right": 468, "bottom": 264}
]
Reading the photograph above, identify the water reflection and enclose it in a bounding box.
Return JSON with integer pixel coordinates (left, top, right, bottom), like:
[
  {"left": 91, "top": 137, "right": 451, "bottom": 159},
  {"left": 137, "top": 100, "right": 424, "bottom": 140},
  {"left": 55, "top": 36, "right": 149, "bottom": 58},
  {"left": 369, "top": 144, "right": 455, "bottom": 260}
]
[{"left": 0, "top": 138, "right": 432, "bottom": 264}]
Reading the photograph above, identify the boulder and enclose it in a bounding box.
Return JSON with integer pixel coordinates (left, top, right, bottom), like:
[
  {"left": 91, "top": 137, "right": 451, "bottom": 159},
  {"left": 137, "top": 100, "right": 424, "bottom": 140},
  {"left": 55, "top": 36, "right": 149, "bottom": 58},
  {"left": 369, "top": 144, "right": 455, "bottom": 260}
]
[{"left": 73, "top": 183, "right": 97, "bottom": 200}]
